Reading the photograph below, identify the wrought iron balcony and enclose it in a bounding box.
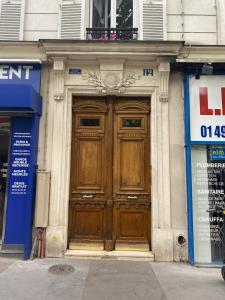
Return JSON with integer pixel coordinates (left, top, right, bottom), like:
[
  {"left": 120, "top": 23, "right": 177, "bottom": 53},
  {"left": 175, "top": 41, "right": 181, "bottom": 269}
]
[{"left": 86, "top": 28, "right": 138, "bottom": 41}]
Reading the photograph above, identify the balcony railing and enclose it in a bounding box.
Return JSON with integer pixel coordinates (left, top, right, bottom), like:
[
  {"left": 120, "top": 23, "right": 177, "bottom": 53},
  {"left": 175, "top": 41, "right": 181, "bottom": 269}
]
[{"left": 86, "top": 28, "right": 138, "bottom": 41}]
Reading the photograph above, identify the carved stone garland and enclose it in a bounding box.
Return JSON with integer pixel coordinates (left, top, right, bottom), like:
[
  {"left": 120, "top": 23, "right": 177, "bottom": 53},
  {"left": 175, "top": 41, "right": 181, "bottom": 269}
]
[{"left": 83, "top": 71, "right": 140, "bottom": 94}]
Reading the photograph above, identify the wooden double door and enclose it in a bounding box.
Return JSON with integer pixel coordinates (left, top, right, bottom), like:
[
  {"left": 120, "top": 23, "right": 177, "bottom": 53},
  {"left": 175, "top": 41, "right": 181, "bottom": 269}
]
[{"left": 69, "top": 97, "right": 151, "bottom": 251}]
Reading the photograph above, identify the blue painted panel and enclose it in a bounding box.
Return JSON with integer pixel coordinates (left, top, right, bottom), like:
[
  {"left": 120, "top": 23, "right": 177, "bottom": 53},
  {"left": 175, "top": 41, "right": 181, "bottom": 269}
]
[
  {"left": 184, "top": 73, "right": 195, "bottom": 264},
  {"left": 4, "top": 117, "right": 32, "bottom": 244},
  {"left": 4, "top": 117, "right": 38, "bottom": 251},
  {"left": 0, "top": 63, "right": 42, "bottom": 259},
  {"left": 0, "top": 84, "right": 42, "bottom": 114},
  {"left": 191, "top": 141, "right": 225, "bottom": 145}
]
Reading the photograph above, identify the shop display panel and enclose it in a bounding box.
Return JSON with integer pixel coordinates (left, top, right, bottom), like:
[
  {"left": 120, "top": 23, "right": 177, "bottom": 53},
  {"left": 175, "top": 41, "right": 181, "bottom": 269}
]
[{"left": 192, "top": 145, "right": 225, "bottom": 264}]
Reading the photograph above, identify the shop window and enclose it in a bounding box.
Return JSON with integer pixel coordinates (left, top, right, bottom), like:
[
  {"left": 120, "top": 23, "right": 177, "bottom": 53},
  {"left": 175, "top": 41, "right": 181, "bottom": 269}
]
[{"left": 191, "top": 145, "right": 225, "bottom": 264}]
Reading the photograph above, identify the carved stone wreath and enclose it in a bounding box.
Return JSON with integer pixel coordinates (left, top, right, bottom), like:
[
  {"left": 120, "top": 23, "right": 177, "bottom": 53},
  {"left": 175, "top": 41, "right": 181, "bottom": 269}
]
[{"left": 83, "top": 71, "right": 140, "bottom": 94}]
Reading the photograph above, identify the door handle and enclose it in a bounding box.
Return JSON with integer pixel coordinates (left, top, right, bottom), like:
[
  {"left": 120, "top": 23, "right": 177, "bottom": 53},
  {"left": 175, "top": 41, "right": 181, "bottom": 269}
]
[
  {"left": 83, "top": 194, "right": 93, "bottom": 199},
  {"left": 128, "top": 195, "right": 138, "bottom": 199}
]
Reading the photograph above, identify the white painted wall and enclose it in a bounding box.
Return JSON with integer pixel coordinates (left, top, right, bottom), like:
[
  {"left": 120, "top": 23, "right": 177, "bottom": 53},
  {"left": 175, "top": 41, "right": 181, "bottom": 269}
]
[
  {"left": 167, "top": 0, "right": 218, "bottom": 45},
  {"left": 169, "top": 72, "right": 187, "bottom": 261},
  {"left": 23, "top": 0, "right": 58, "bottom": 40}
]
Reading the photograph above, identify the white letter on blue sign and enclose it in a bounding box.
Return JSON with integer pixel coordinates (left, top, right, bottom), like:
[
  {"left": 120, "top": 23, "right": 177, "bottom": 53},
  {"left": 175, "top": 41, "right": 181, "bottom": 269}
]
[
  {"left": 0, "top": 65, "right": 9, "bottom": 79},
  {"left": 9, "top": 66, "right": 22, "bottom": 79},
  {"left": 23, "top": 66, "right": 33, "bottom": 79}
]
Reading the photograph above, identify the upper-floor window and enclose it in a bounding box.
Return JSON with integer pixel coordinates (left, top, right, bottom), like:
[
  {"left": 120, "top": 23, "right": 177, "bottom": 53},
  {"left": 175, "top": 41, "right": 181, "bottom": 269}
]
[
  {"left": 88, "top": 0, "right": 137, "bottom": 40},
  {"left": 92, "top": 0, "right": 133, "bottom": 28},
  {"left": 60, "top": 0, "right": 165, "bottom": 41}
]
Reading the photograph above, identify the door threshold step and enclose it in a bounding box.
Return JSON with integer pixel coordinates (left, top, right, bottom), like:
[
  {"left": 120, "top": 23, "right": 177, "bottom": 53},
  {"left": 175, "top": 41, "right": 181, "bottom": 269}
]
[
  {"left": 115, "top": 242, "right": 149, "bottom": 252},
  {"left": 69, "top": 242, "right": 104, "bottom": 251},
  {"left": 65, "top": 250, "right": 154, "bottom": 261}
]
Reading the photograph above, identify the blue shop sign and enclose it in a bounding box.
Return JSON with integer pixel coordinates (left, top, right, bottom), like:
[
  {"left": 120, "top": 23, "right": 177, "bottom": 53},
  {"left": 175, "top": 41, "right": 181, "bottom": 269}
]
[
  {"left": 0, "top": 64, "right": 42, "bottom": 114},
  {"left": 0, "top": 64, "right": 41, "bottom": 92}
]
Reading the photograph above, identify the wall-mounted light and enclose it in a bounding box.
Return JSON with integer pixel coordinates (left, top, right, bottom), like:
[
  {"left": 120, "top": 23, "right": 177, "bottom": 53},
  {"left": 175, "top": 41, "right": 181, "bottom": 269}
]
[{"left": 202, "top": 63, "right": 213, "bottom": 75}]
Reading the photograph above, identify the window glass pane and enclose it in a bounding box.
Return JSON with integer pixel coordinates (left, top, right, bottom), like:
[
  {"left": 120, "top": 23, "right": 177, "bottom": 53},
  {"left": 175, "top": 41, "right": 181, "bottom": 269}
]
[
  {"left": 116, "top": 0, "right": 133, "bottom": 28},
  {"left": 80, "top": 118, "right": 100, "bottom": 127},
  {"left": 93, "top": 0, "right": 111, "bottom": 27},
  {"left": 191, "top": 145, "right": 225, "bottom": 264},
  {"left": 122, "top": 119, "right": 141, "bottom": 127}
]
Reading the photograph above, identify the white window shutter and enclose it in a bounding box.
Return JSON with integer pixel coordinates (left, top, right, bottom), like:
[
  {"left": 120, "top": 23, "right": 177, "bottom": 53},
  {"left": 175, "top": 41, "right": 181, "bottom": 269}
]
[
  {"left": 0, "top": 0, "right": 24, "bottom": 40},
  {"left": 142, "top": 0, "right": 164, "bottom": 40},
  {"left": 60, "top": 0, "right": 82, "bottom": 39}
]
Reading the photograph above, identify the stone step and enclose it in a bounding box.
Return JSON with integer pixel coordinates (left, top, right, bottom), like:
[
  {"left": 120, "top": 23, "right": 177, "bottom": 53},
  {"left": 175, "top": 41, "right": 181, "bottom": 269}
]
[
  {"left": 69, "top": 242, "right": 104, "bottom": 251},
  {"left": 115, "top": 242, "right": 150, "bottom": 252},
  {"left": 65, "top": 250, "right": 154, "bottom": 261}
]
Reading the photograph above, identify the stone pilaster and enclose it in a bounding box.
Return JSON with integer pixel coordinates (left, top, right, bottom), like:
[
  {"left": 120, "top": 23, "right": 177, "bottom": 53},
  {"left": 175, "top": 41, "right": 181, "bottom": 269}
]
[
  {"left": 217, "top": 0, "right": 225, "bottom": 45},
  {"left": 45, "top": 58, "right": 71, "bottom": 257},
  {"left": 151, "top": 61, "right": 173, "bottom": 261}
]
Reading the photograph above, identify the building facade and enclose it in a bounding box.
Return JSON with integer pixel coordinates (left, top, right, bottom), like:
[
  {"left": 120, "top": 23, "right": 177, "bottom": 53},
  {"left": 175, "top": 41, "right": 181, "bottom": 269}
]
[{"left": 0, "top": 0, "right": 225, "bottom": 262}]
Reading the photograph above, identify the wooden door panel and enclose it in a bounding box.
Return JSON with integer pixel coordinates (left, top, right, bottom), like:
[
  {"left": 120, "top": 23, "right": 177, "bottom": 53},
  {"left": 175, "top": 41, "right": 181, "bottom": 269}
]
[
  {"left": 114, "top": 202, "right": 150, "bottom": 242},
  {"left": 120, "top": 138, "right": 145, "bottom": 190},
  {"left": 69, "top": 99, "right": 109, "bottom": 244},
  {"left": 71, "top": 207, "right": 104, "bottom": 239},
  {"left": 113, "top": 99, "right": 151, "bottom": 246},
  {"left": 75, "top": 137, "right": 103, "bottom": 191}
]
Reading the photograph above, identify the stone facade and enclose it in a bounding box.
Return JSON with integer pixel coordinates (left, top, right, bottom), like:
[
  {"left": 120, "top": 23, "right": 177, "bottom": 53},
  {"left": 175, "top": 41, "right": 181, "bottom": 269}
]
[{"left": 0, "top": 0, "right": 225, "bottom": 261}]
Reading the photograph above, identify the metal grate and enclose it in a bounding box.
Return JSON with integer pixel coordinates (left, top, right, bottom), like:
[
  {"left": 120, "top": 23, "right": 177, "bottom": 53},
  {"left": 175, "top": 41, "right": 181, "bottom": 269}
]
[
  {"left": 49, "top": 264, "right": 75, "bottom": 275},
  {"left": 86, "top": 28, "right": 138, "bottom": 41}
]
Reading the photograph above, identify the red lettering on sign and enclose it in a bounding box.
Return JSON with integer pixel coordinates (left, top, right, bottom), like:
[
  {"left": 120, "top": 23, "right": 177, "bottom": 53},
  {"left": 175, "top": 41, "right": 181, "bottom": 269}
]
[
  {"left": 222, "top": 88, "right": 225, "bottom": 115},
  {"left": 199, "top": 87, "right": 213, "bottom": 115},
  {"left": 199, "top": 87, "right": 225, "bottom": 116}
]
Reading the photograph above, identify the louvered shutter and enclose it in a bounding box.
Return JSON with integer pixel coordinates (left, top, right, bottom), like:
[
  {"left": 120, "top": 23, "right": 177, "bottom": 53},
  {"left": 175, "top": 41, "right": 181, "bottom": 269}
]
[
  {"left": 0, "top": 0, "right": 24, "bottom": 40},
  {"left": 143, "top": 0, "right": 164, "bottom": 40},
  {"left": 60, "top": 0, "right": 82, "bottom": 39}
]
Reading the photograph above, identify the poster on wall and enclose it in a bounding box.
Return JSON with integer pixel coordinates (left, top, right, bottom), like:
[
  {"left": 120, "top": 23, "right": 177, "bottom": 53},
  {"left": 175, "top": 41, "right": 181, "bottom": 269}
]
[
  {"left": 4, "top": 117, "right": 34, "bottom": 245},
  {"left": 10, "top": 131, "right": 31, "bottom": 197},
  {"left": 192, "top": 145, "right": 225, "bottom": 264},
  {"left": 190, "top": 76, "right": 225, "bottom": 142}
]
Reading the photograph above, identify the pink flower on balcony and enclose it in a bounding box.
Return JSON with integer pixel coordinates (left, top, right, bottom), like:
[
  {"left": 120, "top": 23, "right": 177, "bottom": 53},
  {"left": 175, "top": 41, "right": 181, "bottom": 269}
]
[{"left": 111, "top": 33, "right": 118, "bottom": 40}]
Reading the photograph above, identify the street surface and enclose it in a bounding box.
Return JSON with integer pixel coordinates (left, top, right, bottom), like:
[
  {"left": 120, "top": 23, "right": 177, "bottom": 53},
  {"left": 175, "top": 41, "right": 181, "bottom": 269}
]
[{"left": 0, "top": 258, "right": 224, "bottom": 300}]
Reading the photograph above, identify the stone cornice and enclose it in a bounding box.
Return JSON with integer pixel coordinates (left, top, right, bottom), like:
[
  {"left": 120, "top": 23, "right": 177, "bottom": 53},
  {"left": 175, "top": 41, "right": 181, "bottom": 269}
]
[
  {"left": 177, "top": 45, "right": 225, "bottom": 63},
  {"left": 0, "top": 41, "right": 47, "bottom": 61},
  {"left": 40, "top": 40, "right": 184, "bottom": 61}
]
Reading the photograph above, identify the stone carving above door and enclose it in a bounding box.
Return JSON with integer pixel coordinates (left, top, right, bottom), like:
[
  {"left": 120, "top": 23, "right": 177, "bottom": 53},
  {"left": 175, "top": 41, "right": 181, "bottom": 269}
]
[{"left": 83, "top": 71, "right": 140, "bottom": 94}]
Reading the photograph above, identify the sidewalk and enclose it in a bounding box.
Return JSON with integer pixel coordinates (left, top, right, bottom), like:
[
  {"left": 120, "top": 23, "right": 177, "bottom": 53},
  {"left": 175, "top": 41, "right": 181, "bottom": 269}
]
[{"left": 0, "top": 257, "right": 224, "bottom": 300}]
